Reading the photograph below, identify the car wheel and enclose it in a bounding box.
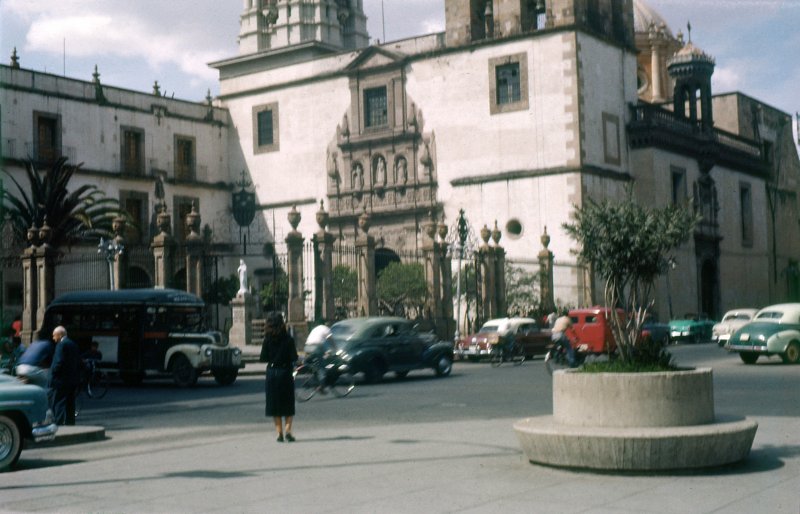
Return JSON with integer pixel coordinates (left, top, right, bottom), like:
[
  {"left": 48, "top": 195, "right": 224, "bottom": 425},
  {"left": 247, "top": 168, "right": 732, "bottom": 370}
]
[
  {"left": 0, "top": 414, "right": 23, "bottom": 472},
  {"left": 781, "top": 341, "right": 800, "bottom": 364},
  {"left": 739, "top": 352, "right": 758, "bottom": 364},
  {"left": 213, "top": 369, "right": 238, "bottom": 385},
  {"left": 435, "top": 355, "right": 453, "bottom": 377},
  {"left": 363, "top": 360, "right": 384, "bottom": 384},
  {"left": 171, "top": 354, "right": 198, "bottom": 388}
]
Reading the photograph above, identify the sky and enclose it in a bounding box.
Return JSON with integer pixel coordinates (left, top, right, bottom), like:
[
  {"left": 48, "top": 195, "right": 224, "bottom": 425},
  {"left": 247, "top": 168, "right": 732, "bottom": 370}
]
[{"left": 1, "top": 0, "right": 798, "bottom": 140}]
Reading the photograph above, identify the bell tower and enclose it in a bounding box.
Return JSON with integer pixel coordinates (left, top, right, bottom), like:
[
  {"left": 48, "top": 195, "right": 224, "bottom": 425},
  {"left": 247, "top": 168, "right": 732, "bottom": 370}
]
[
  {"left": 667, "top": 27, "right": 716, "bottom": 131},
  {"left": 238, "top": 0, "right": 369, "bottom": 56}
]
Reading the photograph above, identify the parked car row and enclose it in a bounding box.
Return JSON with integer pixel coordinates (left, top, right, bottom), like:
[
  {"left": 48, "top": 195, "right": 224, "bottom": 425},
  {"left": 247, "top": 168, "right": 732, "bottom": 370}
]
[{"left": 724, "top": 303, "right": 800, "bottom": 364}]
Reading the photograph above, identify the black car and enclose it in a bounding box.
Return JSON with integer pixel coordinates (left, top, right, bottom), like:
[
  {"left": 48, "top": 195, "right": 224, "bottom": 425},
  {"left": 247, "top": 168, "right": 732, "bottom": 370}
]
[{"left": 329, "top": 317, "right": 453, "bottom": 383}]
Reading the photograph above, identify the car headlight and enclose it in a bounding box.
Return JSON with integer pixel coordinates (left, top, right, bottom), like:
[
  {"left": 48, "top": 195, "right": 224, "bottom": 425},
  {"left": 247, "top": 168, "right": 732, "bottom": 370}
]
[
  {"left": 757, "top": 334, "right": 766, "bottom": 342},
  {"left": 471, "top": 337, "right": 477, "bottom": 343},
  {"left": 204, "top": 348, "right": 213, "bottom": 357},
  {"left": 232, "top": 347, "right": 242, "bottom": 356}
]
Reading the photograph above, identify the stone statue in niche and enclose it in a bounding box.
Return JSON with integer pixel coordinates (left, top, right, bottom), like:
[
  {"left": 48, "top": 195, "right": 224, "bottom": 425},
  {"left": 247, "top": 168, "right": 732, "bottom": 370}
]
[
  {"left": 395, "top": 157, "right": 408, "bottom": 185},
  {"left": 351, "top": 163, "right": 364, "bottom": 191},
  {"left": 374, "top": 157, "right": 386, "bottom": 187}
]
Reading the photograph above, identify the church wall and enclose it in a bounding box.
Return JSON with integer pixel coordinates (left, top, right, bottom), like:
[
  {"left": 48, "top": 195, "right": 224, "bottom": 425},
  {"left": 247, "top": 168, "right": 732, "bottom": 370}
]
[{"left": 576, "top": 32, "right": 638, "bottom": 173}]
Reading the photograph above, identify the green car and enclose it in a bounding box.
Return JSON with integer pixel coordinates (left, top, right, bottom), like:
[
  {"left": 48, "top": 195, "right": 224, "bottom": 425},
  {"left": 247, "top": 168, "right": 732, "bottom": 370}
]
[
  {"left": 669, "top": 314, "right": 716, "bottom": 343},
  {"left": 0, "top": 373, "right": 58, "bottom": 471},
  {"left": 726, "top": 303, "right": 800, "bottom": 364}
]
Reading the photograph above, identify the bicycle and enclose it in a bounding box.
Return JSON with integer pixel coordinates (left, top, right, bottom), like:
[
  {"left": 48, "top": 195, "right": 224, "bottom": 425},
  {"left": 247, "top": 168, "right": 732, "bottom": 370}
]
[
  {"left": 293, "top": 358, "right": 355, "bottom": 402},
  {"left": 74, "top": 360, "right": 110, "bottom": 417},
  {"left": 490, "top": 340, "right": 525, "bottom": 367}
]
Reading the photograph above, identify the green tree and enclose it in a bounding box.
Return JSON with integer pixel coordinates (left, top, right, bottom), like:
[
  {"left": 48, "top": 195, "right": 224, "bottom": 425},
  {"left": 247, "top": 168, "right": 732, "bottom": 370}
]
[
  {"left": 377, "top": 262, "right": 427, "bottom": 317},
  {"left": 259, "top": 271, "right": 288, "bottom": 312},
  {"left": 332, "top": 264, "right": 357, "bottom": 319},
  {"left": 205, "top": 275, "right": 239, "bottom": 306},
  {"left": 562, "top": 192, "right": 699, "bottom": 366},
  {"left": 505, "top": 263, "right": 539, "bottom": 317},
  {"left": 1, "top": 158, "right": 122, "bottom": 248}
]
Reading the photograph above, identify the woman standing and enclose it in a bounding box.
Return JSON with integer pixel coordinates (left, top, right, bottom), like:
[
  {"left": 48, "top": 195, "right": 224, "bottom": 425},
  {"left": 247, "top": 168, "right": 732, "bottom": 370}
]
[{"left": 260, "top": 312, "right": 298, "bottom": 442}]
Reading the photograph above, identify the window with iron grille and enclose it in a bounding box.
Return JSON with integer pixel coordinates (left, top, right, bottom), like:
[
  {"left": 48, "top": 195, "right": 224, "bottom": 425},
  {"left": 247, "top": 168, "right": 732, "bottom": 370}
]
[
  {"left": 257, "top": 110, "right": 273, "bottom": 147},
  {"left": 121, "top": 127, "right": 145, "bottom": 176},
  {"left": 496, "top": 63, "right": 521, "bottom": 105},
  {"left": 364, "top": 87, "right": 388, "bottom": 128},
  {"left": 175, "top": 136, "right": 195, "bottom": 180}
]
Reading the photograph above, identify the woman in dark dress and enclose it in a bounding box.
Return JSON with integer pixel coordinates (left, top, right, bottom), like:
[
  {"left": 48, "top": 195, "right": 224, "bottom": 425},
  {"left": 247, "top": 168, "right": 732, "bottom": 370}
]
[{"left": 260, "top": 312, "right": 298, "bottom": 442}]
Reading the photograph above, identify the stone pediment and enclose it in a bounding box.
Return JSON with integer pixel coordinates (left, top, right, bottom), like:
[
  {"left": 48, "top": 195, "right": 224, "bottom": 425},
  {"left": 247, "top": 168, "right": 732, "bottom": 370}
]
[{"left": 345, "top": 46, "right": 406, "bottom": 72}]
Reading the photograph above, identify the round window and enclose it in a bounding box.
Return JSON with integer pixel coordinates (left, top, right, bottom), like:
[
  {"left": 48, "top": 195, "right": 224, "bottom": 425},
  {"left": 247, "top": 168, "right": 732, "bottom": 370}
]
[{"left": 505, "top": 219, "right": 523, "bottom": 239}]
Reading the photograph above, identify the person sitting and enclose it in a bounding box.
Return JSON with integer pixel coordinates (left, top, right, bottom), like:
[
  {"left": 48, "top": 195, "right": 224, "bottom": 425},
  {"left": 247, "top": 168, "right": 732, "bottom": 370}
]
[
  {"left": 551, "top": 309, "right": 577, "bottom": 367},
  {"left": 304, "top": 322, "right": 337, "bottom": 389}
]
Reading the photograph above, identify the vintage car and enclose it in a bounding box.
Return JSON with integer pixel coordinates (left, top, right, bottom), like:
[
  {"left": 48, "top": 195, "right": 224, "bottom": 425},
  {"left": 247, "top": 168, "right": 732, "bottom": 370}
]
[
  {"left": 668, "top": 314, "right": 716, "bottom": 343},
  {"left": 568, "top": 307, "right": 620, "bottom": 354},
  {"left": 726, "top": 303, "right": 800, "bottom": 364},
  {"left": 642, "top": 316, "right": 670, "bottom": 346},
  {"left": 0, "top": 373, "right": 58, "bottom": 471},
  {"left": 712, "top": 308, "right": 758, "bottom": 347},
  {"left": 455, "top": 317, "right": 551, "bottom": 360},
  {"left": 329, "top": 317, "right": 453, "bottom": 383}
]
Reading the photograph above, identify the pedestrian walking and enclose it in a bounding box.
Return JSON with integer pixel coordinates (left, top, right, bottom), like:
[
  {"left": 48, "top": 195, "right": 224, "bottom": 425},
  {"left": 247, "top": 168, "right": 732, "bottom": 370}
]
[
  {"left": 260, "top": 312, "right": 298, "bottom": 442},
  {"left": 48, "top": 326, "right": 83, "bottom": 425}
]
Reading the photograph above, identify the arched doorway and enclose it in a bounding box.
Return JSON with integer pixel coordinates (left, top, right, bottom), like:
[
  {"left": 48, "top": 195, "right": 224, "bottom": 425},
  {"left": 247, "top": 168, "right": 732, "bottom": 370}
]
[{"left": 375, "top": 248, "right": 400, "bottom": 277}]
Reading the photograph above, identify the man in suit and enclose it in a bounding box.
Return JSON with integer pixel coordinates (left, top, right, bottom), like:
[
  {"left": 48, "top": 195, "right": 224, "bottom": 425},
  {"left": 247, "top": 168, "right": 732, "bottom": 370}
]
[{"left": 48, "top": 326, "right": 83, "bottom": 425}]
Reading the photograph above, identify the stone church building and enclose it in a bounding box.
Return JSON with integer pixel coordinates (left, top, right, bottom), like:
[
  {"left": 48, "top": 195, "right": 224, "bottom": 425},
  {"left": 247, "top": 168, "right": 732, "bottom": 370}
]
[
  {"left": 211, "top": 0, "right": 800, "bottom": 321},
  {"left": 2, "top": 0, "right": 798, "bottom": 331}
]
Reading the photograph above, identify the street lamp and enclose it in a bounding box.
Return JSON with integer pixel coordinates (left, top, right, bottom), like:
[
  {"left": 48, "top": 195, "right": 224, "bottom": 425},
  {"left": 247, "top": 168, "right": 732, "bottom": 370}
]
[
  {"left": 446, "top": 209, "right": 476, "bottom": 344},
  {"left": 666, "top": 256, "right": 677, "bottom": 321},
  {"left": 98, "top": 237, "right": 124, "bottom": 290}
]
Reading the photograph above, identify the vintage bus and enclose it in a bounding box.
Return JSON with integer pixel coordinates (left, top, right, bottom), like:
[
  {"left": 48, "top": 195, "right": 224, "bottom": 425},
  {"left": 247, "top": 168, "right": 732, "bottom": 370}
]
[{"left": 42, "top": 289, "right": 243, "bottom": 386}]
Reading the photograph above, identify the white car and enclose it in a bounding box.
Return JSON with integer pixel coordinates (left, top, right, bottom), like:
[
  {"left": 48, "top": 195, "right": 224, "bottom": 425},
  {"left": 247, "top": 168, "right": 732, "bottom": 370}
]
[{"left": 712, "top": 308, "right": 758, "bottom": 347}]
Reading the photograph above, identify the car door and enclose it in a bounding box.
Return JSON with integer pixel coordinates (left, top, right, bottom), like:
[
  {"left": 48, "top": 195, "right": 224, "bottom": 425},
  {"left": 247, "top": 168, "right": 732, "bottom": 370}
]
[
  {"left": 517, "top": 323, "right": 549, "bottom": 356},
  {"left": 380, "top": 321, "right": 411, "bottom": 369}
]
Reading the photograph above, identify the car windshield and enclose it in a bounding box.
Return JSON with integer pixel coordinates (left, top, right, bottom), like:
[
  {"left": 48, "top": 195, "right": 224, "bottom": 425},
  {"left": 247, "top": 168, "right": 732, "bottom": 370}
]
[
  {"left": 755, "top": 311, "right": 783, "bottom": 320},
  {"left": 479, "top": 325, "right": 499, "bottom": 334},
  {"left": 723, "top": 313, "right": 752, "bottom": 322}
]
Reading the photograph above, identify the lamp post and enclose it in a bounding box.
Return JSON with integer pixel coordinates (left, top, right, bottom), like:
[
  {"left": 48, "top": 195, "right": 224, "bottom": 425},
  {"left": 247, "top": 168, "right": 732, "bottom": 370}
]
[
  {"left": 98, "top": 237, "right": 124, "bottom": 290},
  {"left": 447, "top": 209, "right": 475, "bottom": 344},
  {"left": 666, "top": 256, "right": 677, "bottom": 321}
]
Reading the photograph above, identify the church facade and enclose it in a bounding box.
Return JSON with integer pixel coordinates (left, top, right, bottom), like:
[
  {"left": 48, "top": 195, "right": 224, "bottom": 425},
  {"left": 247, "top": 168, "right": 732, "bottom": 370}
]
[{"left": 211, "top": 0, "right": 800, "bottom": 321}]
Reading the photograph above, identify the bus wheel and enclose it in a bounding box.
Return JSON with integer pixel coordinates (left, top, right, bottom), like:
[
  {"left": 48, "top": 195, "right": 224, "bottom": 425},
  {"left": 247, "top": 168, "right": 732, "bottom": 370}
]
[
  {"left": 213, "top": 370, "right": 238, "bottom": 386},
  {"left": 171, "top": 354, "right": 198, "bottom": 388}
]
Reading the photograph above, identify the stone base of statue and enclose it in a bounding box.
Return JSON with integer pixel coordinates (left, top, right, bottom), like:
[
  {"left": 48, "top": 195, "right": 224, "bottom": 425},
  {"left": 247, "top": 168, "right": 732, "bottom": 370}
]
[{"left": 229, "top": 293, "right": 254, "bottom": 348}]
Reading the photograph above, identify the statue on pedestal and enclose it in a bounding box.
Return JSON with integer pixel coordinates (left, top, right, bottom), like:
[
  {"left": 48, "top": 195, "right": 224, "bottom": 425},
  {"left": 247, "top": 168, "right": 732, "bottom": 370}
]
[{"left": 237, "top": 259, "right": 248, "bottom": 296}]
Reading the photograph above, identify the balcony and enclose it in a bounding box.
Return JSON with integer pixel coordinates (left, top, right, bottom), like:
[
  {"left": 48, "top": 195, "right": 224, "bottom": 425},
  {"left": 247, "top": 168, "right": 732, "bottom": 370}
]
[{"left": 628, "top": 103, "right": 767, "bottom": 176}]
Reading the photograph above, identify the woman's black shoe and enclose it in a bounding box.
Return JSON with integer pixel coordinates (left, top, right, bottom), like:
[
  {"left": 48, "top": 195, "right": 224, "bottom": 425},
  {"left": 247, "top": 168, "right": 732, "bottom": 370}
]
[
  {"left": 276, "top": 434, "right": 284, "bottom": 442},
  {"left": 285, "top": 433, "right": 295, "bottom": 442}
]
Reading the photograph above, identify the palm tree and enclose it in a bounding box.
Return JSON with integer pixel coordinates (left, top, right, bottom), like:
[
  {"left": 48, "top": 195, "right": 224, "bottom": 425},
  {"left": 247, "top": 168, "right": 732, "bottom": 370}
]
[{"left": 1, "top": 157, "right": 122, "bottom": 249}]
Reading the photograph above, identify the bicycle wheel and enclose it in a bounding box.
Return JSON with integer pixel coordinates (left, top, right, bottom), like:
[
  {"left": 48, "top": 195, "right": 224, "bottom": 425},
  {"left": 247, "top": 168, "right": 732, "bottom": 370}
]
[
  {"left": 544, "top": 348, "right": 567, "bottom": 376},
  {"left": 489, "top": 347, "right": 503, "bottom": 367},
  {"left": 295, "top": 369, "right": 319, "bottom": 402},
  {"left": 87, "top": 371, "right": 109, "bottom": 399},
  {"left": 331, "top": 372, "right": 355, "bottom": 398},
  {"left": 512, "top": 344, "right": 526, "bottom": 366}
]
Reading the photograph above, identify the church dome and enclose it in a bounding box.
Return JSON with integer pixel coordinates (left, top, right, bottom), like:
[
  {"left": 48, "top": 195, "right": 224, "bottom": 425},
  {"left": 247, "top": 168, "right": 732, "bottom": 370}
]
[{"left": 633, "top": 0, "right": 673, "bottom": 37}]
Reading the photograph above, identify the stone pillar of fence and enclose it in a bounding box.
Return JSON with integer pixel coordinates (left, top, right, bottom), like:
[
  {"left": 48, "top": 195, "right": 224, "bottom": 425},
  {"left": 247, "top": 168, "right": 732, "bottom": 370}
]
[
  {"left": 20, "top": 226, "right": 39, "bottom": 344},
  {"left": 437, "top": 222, "right": 454, "bottom": 341},
  {"left": 286, "top": 206, "right": 308, "bottom": 345},
  {"left": 151, "top": 202, "right": 174, "bottom": 289},
  {"left": 491, "top": 222, "right": 507, "bottom": 317},
  {"left": 478, "top": 224, "right": 496, "bottom": 321},
  {"left": 422, "top": 219, "right": 443, "bottom": 328},
  {"left": 112, "top": 216, "right": 128, "bottom": 290},
  {"left": 34, "top": 221, "right": 56, "bottom": 338},
  {"left": 356, "top": 210, "right": 377, "bottom": 316},
  {"left": 184, "top": 203, "right": 204, "bottom": 297},
  {"left": 538, "top": 226, "right": 555, "bottom": 314},
  {"left": 313, "top": 201, "right": 336, "bottom": 322}
]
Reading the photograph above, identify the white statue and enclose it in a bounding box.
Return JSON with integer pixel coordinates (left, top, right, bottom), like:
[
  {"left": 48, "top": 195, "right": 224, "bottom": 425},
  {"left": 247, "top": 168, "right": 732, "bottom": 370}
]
[{"left": 237, "top": 259, "right": 248, "bottom": 296}]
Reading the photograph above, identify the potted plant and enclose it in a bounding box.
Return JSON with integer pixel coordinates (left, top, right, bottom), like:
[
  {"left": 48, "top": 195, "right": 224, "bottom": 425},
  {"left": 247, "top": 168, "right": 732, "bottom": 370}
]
[{"left": 514, "top": 192, "right": 758, "bottom": 470}]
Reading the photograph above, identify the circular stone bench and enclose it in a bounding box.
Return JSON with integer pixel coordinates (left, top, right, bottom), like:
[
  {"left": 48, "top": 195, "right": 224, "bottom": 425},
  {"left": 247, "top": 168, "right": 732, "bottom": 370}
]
[{"left": 514, "top": 368, "right": 758, "bottom": 471}]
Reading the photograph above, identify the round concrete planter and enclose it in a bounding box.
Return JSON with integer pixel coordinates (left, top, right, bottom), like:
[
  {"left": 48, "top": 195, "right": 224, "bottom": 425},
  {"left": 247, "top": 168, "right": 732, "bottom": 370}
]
[{"left": 514, "top": 367, "right": 758, "bottom": 471}]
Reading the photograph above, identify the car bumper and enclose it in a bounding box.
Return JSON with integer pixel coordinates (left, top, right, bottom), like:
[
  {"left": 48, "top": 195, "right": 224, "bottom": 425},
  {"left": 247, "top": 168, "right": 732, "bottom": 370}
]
[
  {"left": 31, "top": 422, "right": 58, "bottom": 443},
  {"left": 726, "top": 343, "right": 768, "bottom": 354},
  {"left": 456, "top": 345, "right": 492, "bottom": 357}
]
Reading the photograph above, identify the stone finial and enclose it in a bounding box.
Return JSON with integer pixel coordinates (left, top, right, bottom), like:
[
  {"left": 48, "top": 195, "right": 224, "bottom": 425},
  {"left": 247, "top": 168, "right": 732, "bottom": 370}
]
[
  {"left": 491, "top": 220, "right": 501, "bottom": 245},
  {"left": 92, "top": 65, "right": 101, "bottom": 84},
  {"left": 27, "top": 224, "right": 40, "bottom": 247},
  {"left": 288, "top": 205, "right": 301, "bottom": 231},
  {"left": 424, "top": 220, "right": 437, "bottom": 240},
  {"left": 541, "top": 226, "right": 550, "bottom": 249},
  {"left": 206, "top": 89, "right": 213, "bottom": 106},
  {"left": 10, "top": 47, "right": 20, "bottom": 69},
  {"left": 316, "top": 199, "right": 329, "bottom": 230},
  {"left": 38, "top": 217, "right": 52, "bottom": 245},
  {"left": 112, "top": 215, "right": 126, "bottom": 239},
  {"left": 185, "top": 202, "right": 201, "bottom": 239},
  {"left": 480, "top": 224, "right": 491, "bottom": 245},
  {"left": 153, "top": 81, "right": 161, "bottom": 96},
  {"left": 157, "top": 201, "right": 171, "bottom": 235}
]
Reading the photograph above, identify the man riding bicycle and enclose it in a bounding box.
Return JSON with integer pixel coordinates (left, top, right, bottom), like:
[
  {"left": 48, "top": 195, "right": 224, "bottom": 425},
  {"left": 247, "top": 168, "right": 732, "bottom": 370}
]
[
  {"left": 303, "top": 322, "right": 339, "bottom": 390},
  {"left": 551, "top": 309, "right": 577, "bottom": 367}
]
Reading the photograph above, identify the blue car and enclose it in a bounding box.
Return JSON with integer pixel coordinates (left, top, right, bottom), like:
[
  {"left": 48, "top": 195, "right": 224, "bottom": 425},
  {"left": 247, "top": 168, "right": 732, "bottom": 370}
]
[{"left": 0, "top": 373, "right": 58, "bottom": 471}]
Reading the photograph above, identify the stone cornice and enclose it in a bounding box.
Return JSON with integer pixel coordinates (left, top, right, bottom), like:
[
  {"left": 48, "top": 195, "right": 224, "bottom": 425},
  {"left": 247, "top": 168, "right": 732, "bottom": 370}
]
[{"left": 450, "top": 165, "right": 632, "bottom": 187}]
